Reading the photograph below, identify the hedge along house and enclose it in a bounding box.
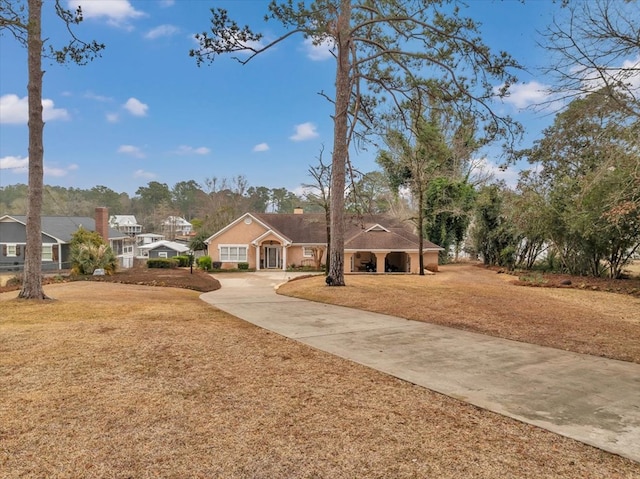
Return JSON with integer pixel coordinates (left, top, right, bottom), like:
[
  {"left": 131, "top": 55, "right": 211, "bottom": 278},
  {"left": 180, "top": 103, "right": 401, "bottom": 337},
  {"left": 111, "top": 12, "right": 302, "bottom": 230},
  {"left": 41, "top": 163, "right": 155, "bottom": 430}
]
[
  {"left": 205, "top": 210, "right": 443, "bottom": 273},
  {"left": 0, "top": 207, "right": 133, "bottom": 272}
]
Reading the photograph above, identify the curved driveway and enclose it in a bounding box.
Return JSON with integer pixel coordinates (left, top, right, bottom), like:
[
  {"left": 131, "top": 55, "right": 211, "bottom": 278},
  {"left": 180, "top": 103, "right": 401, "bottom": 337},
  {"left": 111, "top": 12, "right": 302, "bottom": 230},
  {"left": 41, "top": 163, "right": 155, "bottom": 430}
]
[{"left": 200, "top": 271, "right": 640, "bottom": 463}]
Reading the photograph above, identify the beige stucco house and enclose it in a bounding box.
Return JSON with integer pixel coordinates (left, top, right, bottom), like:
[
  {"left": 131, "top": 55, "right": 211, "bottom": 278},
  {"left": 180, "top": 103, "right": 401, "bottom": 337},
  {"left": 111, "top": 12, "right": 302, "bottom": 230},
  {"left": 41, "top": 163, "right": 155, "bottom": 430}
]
[{"left": 205, "top": 210, "right": 443, "bottom": 273}]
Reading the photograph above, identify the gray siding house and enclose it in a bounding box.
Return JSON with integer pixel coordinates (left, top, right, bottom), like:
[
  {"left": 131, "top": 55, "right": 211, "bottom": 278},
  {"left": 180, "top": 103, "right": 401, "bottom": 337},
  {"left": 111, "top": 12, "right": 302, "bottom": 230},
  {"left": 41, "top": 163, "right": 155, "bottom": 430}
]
[
  {"left": 0, "top": 209, "right": 131, "bottom": 272},
  {"left": 137, "top": 240, "right": 189, "bottom": 259}
]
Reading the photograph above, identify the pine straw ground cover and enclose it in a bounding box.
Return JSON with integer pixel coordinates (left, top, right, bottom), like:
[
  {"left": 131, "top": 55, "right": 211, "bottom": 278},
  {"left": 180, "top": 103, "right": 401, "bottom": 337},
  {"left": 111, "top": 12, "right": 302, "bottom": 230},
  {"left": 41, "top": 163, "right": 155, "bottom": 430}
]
[
  {"left": 1, "top": 283, "right": 638, "bottom": 478},
  {"left": 278, "top": 263, "right": 640, "bottom": 364}
]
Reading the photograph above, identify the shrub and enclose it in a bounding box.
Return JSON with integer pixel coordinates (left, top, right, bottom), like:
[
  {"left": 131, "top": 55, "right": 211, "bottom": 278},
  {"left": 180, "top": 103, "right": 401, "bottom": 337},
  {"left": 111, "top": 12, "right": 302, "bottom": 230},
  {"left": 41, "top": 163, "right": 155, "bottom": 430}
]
[
  {"left": 212, "top": 261, "right": 222, "bottom": 270},
  {"left": 237, "top": 262, "right": 249, "bottom": 270},
  {"left": 147, "top": 258, "right": 178, "bottom": 269},
  {"left": 70, "top": 242, "right": 117, "bottom": 275},
  {"left": 174, "top": 255, "right": 190, "bottom": 267},
  {"left": 197, "top": 255, "right": 212, "bottom": 272},
  {"left": 5, "top": 275, "right": 22, "bottom": 287}
]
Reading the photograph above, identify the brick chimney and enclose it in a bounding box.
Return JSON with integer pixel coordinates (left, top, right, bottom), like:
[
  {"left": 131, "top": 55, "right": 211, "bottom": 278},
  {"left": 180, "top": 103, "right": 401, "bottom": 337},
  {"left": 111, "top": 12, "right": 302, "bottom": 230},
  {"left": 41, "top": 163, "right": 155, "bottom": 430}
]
[
  {"left": 293, "top": 207, "right": 304, "bottom": 215},
  {"left": 95, "top": 207, "right": 109, "bottom": 242}
]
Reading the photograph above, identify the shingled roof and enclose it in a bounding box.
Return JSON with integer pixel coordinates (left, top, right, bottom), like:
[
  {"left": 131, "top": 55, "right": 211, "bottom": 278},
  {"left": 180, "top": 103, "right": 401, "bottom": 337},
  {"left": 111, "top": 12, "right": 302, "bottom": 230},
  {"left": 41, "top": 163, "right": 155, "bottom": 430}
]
[
  {"left": 249, "top": 213, "right": 442, "bottom": 251},
  {"left": 253, "top": 213, "right": 326, "bottom": 243},
  {"left": 7, "top": 215, "right": 125, "bottom": 242}
]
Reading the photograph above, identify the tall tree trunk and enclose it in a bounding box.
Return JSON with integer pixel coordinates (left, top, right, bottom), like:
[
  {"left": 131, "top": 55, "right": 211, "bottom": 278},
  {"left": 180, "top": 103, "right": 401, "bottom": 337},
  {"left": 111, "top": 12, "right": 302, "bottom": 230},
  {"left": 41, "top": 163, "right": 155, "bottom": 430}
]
[
  {"left": 417, "top": 183, "right": 424, "bottom": 275},
  {"left": 328, "top": 0, "right": 351, "bottom": 286},
  {"left": 19, "top": 0, "right": 48, "bottom": 300},
  {"left": 324, "top": 206, "right": 331, "bottom": 275}
]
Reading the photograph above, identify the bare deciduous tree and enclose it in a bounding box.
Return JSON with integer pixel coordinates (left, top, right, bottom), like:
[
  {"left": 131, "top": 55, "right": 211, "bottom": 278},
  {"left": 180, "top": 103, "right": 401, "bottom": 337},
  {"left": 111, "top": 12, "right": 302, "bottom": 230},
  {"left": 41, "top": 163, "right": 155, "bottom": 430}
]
[{"left": 542, "top": 0, "right": 640, "bottom": 117}]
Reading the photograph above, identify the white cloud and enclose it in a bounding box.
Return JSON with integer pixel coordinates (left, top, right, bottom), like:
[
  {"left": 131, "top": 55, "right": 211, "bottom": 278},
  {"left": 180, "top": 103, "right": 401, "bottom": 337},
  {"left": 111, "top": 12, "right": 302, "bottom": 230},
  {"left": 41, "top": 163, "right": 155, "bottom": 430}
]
[
  {"left": 68, "top": 0, "right": 145, "bottom": 28},
  {"left": 577, "top": 54, "right": 640, "bottom": 94},
  {"left": 0, "top": 94, "right": 69, "bottom": 124},
  {"left": 475, "top": 157, "right": 520, "bottom": 189},
  {"left": 303, "top": 36, "right": 335, "bottom": 61},
  {"left": 0, "top": 155, "right": 29, "bottom": 172},
  {"left": 159, "top": 0, "right": 175, "bottom": 6},
  {"left": 253, "top": 143, "right": 270, "bottom": 152},
  {"left": 45, "top": 166, "right": 70, "bottom": 177},
  {"left": 173, "top": 145, "right": 210, "bottom": 155},
  {"left": 123, "top": 97, "right": 148, "bottom": 117},
  {"left": 145, "top": 24, "right": 180, "bottom": 40},
  {"left": 495, "top": 81, "right": 552, "bottom": 110},
  {"left": 106, "top": 112, "right": 119, "bottom": 123},
  {"left": 42, "top": 99, "right": 70, "bottom": 122},
  {"left": 290, "top": 122, "right": 319, "bottom": 141},
  {"left": 84, "top": 91, "right": 112, "bottom": 102},
  {"left": 0, "top": 155, "right": 76, "bottom": 177},
  {"left": 133, "top": 169, "right": 156, "bottom": 179},
  {"left": 118, "top": 144, "right": 146, "bottom": 158}
]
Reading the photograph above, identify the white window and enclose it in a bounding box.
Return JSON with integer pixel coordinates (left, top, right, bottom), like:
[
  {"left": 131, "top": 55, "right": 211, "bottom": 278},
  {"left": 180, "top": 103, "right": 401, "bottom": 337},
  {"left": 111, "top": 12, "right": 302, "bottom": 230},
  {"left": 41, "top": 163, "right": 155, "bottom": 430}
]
[
  {"left": 303, "top": 247, "right": 314, "bottom": 258},
  {"left": 158, "top": 251, "right": 168, "bottom": 258},
  {"left": 41, "top": 245, "right": 53, "bottom": 261},
  {"left": 219, "top": 245, "right": 248, "bottom": 262},
  {"left": 6, "top": 244, "right": 17, "bottom": 257}
]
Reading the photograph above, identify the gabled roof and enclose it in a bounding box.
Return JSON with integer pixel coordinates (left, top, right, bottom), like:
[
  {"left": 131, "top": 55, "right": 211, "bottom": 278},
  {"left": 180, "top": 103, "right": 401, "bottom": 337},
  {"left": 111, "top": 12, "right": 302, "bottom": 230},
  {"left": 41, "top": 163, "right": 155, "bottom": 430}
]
[
  {"left": 253, "top": 213, "right": 326, "bottom": 243},
  {"left": 137, "top": 240, "right": 190, "bottom": 253},
  {"left": 207, "top": 212, "right": 443, "bottom": 251},
  {"left": 2, "top": 215, "right": 125, "bottom": 242},
  {"left": 252, "top": 229, "right": 292, "bottom": 247},
  {"left": 205, "top": 213, "right": 275, "bottom": 243},
  {"left": 364, "top": 223, "right": 390, "bottom": 233},
  {"left": 163, "top": 216, "right": 191, "bottom": 226},
  {"left": 345, "top": 229, "right": 441, "bottom": 251},
  {"left": 109, "top": 215, "right": 140, "bottom": 226}
]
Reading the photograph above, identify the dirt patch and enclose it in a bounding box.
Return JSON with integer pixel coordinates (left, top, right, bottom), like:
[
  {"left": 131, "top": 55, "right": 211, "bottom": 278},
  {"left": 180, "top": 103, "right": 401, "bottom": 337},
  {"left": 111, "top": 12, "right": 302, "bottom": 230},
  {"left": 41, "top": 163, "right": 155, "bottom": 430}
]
[
  {"left": 278, "top": 263, "right": 640, "bottom": 363},
  {"left": 0, "top": 266, "right": 221, "bottom": 294},
  {"left": 1, "top": 282, "right": 637, "bottom": 478}
]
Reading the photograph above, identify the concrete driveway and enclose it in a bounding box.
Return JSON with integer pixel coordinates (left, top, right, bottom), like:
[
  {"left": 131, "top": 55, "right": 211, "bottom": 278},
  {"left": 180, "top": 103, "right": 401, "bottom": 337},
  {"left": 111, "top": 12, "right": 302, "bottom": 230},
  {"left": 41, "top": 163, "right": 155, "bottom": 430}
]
[{"left": 200, "top": 272, "right": 640, "bottom": 463}]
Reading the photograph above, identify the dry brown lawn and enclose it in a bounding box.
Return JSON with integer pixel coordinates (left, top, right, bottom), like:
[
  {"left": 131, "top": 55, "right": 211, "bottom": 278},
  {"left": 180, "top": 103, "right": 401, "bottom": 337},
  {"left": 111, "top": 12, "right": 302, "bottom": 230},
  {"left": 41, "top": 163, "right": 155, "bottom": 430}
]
[
  {"left": 1, "top": 282, "right": 639, "bottom": 478},
  {"left": 278, "top": 264, "right": 640, "bottom": 364}
]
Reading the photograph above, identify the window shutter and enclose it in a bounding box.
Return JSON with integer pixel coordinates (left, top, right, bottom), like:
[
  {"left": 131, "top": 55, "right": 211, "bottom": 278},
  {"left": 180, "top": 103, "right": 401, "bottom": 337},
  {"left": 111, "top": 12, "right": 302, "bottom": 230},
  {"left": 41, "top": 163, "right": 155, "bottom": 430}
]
[
  {"left": 52, "top": 246, "right": 59, "bottom": 261},
  {"left": 2, "top": 245, "right": 5, "bottom": 256},
  {"left": 16, "top": 245, "right": 21, "bottom": 256}
]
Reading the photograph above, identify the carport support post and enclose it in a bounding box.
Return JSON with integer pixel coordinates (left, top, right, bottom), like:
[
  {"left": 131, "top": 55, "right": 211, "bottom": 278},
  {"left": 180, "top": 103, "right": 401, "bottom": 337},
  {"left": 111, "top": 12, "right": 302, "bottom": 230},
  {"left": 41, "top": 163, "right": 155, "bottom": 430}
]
[
  {"left": 375, "top": 253, "right": 385, "bottom": 273},
  {"left": 282, "top": 245, "right": 287, "bottom": 271}
]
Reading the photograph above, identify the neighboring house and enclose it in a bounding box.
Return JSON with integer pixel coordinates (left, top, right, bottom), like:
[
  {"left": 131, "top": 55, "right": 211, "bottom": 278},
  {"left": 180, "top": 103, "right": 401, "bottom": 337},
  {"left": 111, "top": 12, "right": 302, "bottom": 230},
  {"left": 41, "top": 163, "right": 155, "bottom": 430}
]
[
  {"left": 109, "top": 215, "right": 142, "bottom": 237},
  {"left": 135, "top": 233, "right": 165, "bottom": 258},
  {"left": 137, "top": 240, "right": 190, "bottom": 259},
  {"left": 0, "top": 207, "right": 134, "bottom": 272},
  {"left": 162, "top": 216, "right": 193, "bottom": 238},
  {"left": 205, "top": 211, "right": 443, "bottom": 273}
]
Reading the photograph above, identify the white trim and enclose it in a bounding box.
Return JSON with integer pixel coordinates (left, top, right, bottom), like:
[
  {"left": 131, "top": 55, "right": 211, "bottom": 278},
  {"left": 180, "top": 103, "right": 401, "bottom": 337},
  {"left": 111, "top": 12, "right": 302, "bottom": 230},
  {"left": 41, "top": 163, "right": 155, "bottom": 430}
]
[
  {"left": 365, "top": 224, "right": 390, "bottom": 232},
  {"left": 219, "top": 244, "right": 248, "bottom": 262},
  {"left": 205, "top": 213, "right": 272, "bottom": 244},
  {"left": 41, "top": 244, "right": 53, "bottom": 261},
  {"left": 252, "top": 229, "right": 291, "bottom": 247}
]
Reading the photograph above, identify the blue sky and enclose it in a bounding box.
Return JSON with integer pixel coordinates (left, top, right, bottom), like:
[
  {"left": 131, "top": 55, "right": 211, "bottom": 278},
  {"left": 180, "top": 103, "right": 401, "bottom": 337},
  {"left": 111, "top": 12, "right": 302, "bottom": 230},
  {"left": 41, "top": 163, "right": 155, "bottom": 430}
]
[{"left": 0, "top": 0, "right": 617, "bottom": 196}]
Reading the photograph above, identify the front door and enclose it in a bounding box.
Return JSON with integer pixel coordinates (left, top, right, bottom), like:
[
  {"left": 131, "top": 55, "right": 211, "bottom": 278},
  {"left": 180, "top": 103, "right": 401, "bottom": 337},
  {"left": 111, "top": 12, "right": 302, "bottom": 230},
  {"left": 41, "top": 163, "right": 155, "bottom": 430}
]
[{"left": 265, "top": 246, "right": 279, "bottom": 269}]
